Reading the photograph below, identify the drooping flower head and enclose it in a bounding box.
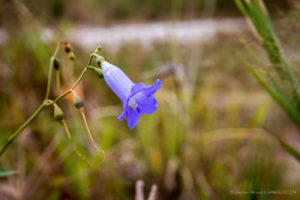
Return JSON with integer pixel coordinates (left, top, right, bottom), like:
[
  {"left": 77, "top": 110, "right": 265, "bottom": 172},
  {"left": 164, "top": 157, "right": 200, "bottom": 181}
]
[{"left": 101, "top": 61, "right": 162, "bottom": 129}]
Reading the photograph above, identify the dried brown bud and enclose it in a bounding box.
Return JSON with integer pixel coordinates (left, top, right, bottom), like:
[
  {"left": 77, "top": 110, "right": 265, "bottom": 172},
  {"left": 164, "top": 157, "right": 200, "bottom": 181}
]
[
  {"left": 61, "top": 40, "right": 68, "bottom": 45},
  {"left": 54, "top": 59, "right": 60, "bottom": 70},
  {"left": 65, "top": 44, "right": 72, "bottom": 53}
]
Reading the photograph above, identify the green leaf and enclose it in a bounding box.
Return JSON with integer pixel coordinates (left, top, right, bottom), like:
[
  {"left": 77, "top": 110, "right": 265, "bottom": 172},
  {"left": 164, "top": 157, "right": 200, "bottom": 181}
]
[
  {"left": 234, "top": 0, "right": 248, "bottom": 16},
  {"left": 0, "top": 167, "right": 17, "bottom": 177},
  {"left": 237, "top": 53, "right": 300, "bottom": 128},
  {"left": 268, "top": 132, "right": 300, "bottom": 163},
  {"left": 235, "top": 0, "right": 300, "bottom": 107}
]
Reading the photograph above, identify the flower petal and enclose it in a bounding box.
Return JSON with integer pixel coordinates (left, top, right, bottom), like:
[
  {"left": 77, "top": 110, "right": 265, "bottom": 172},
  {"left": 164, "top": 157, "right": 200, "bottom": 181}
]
[
  {"left": 133, "top": 93, "right": 158, "bottom": 114},
  {"left": 118, "top": 110, "right": 126, "bottom": 121},
  {"left": 130, "top": 83, "right": 147, "bottom": 95},
  {"left": 142, "top": 79, "right": 162, "bottom": 95},
  {"left": 101, "top": 61, "right": 133, "bottom": 103},
  {"left": 126, "top": 107, "right": 141, "bottom": 129},
  {"left": 130, "top": 79, "right": 162, "bottom": 97}
]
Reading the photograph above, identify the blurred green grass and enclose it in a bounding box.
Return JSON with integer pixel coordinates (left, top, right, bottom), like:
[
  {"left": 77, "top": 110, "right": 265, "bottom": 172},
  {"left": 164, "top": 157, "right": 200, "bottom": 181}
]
[
  {"left": 0, "top": 35, "right": 299, "bottom": 199},
  {"left": 1, "top": 0, "right": 300, "bottom": 199}
]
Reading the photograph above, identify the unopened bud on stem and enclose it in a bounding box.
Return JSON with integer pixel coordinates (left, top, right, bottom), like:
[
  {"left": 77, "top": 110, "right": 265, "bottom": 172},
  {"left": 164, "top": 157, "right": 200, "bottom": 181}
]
[
  {"left": 88, "top": 66, "right": 103, "bottom": 78},
  {"left": 69, "top": 51, "right": 75, "bottom": 61},
  {"left": 54, "top": 58, "right": 60, "bottom": 70},
  {"left": 71, "top": 90, "right": 83, "bottom": 109},
  {"left": 91, "top": 53, "right": 104, "bottom": 66},
  {"left": 64, "top": 43, "right": 72, "bottom": 53},
  {"left": 53, "top": 103, "right": 64, "bottom": 122},
  {"left": 94, "top": 45, "right": 102, "bottom": 53},
  {"left": 61, "top": 40, "right": 75, "bottom": 60}
]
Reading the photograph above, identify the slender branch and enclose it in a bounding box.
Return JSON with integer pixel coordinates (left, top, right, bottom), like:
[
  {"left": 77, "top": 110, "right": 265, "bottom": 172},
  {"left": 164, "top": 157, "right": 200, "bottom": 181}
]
[
  {"left": 52, "top": 54, "right": 95, "bottom": 104},
  {"left": 80, "top": 108, "right": 96, "bottom": 146},
  {"left": 0, "top": 52, "right": 96, "bottom": 156},
  {"left": 73, "top": 54, "right": 94, "bottom": 87},
  {"left": 0, "top": 43, "right": 60, "bottom": 157},
  {"left": 56, "top": 69, "right": 60, "bottom": 91},
  {"left": 61, "top": 120, "right": 90, "bottom": 166},
  {"left": 45, "top": 43, "right": 61, "bottom": 100},
  {"left": 79, "top": 108, "right": 104, "bottom": 155},
  {"left": 0, "top": 103, "right": 45, "bottom": 156}
]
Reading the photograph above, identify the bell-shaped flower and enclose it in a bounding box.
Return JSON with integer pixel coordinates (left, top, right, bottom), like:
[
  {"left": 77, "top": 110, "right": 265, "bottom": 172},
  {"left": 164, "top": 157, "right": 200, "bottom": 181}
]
[{"left": 101, "top": 61, "right": 162, "bottom": 129}]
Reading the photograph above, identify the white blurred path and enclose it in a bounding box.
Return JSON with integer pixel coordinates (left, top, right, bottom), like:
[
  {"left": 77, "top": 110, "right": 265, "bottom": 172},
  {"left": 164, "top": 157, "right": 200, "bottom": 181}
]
[
  {"left": 0, "top": 18, "right": 246, "bottom": 51},
  {"left": 68, "top": 18, "right": 245, "bottom": 51}
]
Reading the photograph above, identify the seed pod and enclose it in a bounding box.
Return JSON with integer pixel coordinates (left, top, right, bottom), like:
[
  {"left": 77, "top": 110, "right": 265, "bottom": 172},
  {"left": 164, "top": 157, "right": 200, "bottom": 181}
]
[
  {"left": 72, "top": 91, "right": 83, "bottom": 109},
  {"left": 94, "top": 55, "right": 104, "bottom": 66},
  {"left": 69, "top": 51, "right": 75, "bottom": 61},
  {"left": 94, "top": 45, "right": 102, "bottom": 53},
  {"left": 54, "top": 104, "right": 64, "bottom": 122},
  {"left": 54, "top": 58, "right": 60, "bottom": 70},
  {"left": 64, "top": 43, "right": 72, "bottom": 53},
  {"left": 61, "top": 40, "right": 67, "bottom": 45},
  {"left": 88, "top": 66, "right": 103, "bottom": 78}
]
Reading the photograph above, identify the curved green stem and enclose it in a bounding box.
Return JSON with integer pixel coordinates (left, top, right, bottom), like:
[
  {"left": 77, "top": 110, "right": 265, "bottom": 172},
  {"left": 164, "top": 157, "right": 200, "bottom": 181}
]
[
  {"left": 0, "top": 52, "right": 97, "bottom": 157},
  {"left": 61, "top": 120, "right": 90, "bottom": 166},
  {"left": 52, "top": 53, "right": 95, "bottom": 104},
  {"left": 45, "top": 43, "right": 61, "bottom": 100},
  {"left": 56, "top": 69, "right": 61, "bottom": 91},
  {"left": 79, "top": 108, "right": 104, "bottom": 153},
  {"left": 0, "top": 103, "right": 45, "bottom": 157}
]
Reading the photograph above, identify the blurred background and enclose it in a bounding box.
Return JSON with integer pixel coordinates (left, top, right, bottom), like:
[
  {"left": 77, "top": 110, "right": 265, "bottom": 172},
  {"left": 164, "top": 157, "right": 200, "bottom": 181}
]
[{"left": 0, "top": 0, "right": 300, "bottom": 199}]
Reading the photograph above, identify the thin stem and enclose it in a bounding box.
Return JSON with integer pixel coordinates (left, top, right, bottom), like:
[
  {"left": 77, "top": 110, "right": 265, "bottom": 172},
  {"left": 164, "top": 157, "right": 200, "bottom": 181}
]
[
  {"left": 52, "top": 68, "right": 88, "bottom": 103},
  {"left": 79, "top": 108, "right": 104, "bottom": 154},
  {"left": 56, "top": 69, "right": 60, "bottom": 91},
  {"left": 65, "top": 54, "right": 69, "bottom": 69},
  {"left": 52, "top": 54, "right": 95, "bottom": 104},
  {"left": 61, "top": 120, "right": 90, "bottom": 166},
  {"left": 0, "top": 103, "right": 45, "bottom": 157},
  {"left": 45, "top": 43, "right": 61, "bottom": 100},
  {"left": 0, "top": 51, "right": 96, "bottom": 157}
]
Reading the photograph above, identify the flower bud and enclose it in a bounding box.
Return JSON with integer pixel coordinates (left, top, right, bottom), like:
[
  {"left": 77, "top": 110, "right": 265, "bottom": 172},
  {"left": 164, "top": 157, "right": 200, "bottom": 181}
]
[
  {"left": 72, "top": 90, "right": 83, "bottom": 109},
  {"left": 93, "top": 54, "right": 104, "bottom": 66},
  {"left": 53, "top": 104, "right": 64, "bottom": 122},
  {"left": 69, "top": 51, "right": 75, "bottom": 61},
  {"left": 54, "top": 58, "right": 60, "bottom": 70},
  {"left": 64, "top": 43, "right": 72, "bottom": 53},
  {"left": 94, "top": 45, "right": 102, "bottom": 53},
  {"left": 88, "top": 66, "right": 103, "bottom": 78},
  {"left": 61, "top": 40, "right": 67, "bottom": 45}
]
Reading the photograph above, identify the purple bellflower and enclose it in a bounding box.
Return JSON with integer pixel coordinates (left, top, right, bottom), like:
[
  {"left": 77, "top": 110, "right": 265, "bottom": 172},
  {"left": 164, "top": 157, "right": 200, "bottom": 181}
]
[{"left": 101, "top": 61, "right": 162, "bottom": 129}]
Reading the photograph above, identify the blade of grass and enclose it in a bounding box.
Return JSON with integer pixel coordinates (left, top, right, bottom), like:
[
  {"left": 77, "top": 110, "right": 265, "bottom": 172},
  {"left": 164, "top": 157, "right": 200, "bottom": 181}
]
[
  {"left": 0, "top": 167, "right": 17, "bottom": 177},
  {"left": 235, "top": 0, "right": 300, "bottom": 107},
  {"left": 237, "top": 53, "right": 300, "bottom": 127},
  {"left": 236, "top": 30, "right": 291, "bottom": 100},
  {"left": 263, "top": 128, "right": 300, "bottom": 163}
]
